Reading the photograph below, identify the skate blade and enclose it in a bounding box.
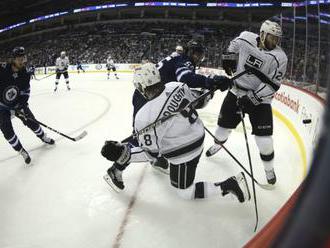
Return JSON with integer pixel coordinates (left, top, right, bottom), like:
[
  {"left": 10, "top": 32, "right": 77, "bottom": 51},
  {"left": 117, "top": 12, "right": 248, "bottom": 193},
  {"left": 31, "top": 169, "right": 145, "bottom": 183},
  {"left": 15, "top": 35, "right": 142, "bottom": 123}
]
[
  {"left": 103, "top": 174, "right": 122, "bottom": 193},
  {"left": 205, "top": 145, "right": 222, "bottom": 157}
]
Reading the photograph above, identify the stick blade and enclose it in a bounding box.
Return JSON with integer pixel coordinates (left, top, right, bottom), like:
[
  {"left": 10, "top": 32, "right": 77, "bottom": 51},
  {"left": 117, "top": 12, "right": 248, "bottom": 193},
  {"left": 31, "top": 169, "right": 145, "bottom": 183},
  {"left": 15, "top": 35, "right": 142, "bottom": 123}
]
[{"left": 73, "top": 131, "right": 88, "bottom": 141}]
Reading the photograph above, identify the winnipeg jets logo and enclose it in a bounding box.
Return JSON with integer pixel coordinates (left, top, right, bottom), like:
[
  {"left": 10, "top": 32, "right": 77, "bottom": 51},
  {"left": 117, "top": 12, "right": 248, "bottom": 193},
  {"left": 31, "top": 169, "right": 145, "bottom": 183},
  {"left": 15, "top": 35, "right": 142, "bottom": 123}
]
[
  {"left": 3, "top": 86, "right": 19, "bottom": 104},
  {"left": 246, "top": 55, "right": 263, "bottom": 69},
  {"left": 184, "top": 61, "right": 194, "bottom": 70},
  {"left": 12, "top": 73, "right": 18, "bottom": 79}
]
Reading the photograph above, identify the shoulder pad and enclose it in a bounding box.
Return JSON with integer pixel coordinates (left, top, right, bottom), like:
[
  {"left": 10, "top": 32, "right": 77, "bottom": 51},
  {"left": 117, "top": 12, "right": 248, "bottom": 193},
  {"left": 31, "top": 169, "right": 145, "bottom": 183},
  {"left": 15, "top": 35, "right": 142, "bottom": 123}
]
[
  {"left": 239, "top": 31, "right": 259, "bottom": 42},
  {"left": 271, "top": 47, "right": 288, "bottom": 63}
]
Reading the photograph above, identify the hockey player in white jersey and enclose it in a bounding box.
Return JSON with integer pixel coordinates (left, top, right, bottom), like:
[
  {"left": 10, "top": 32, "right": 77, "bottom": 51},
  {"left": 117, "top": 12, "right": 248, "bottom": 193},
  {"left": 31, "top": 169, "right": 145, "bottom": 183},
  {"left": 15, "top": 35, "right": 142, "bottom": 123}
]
[
  {"left": 101, "top": 63, "right": 251, "bottom": 203},
  {"left": 54, "top": 51, "right": 70, "bottom": 91},
  {"left": 106, "top": 55, "right": 119, "bottom": 80},
  {"left": 206, "top": 20, "right": 288, "bottom": 185}
]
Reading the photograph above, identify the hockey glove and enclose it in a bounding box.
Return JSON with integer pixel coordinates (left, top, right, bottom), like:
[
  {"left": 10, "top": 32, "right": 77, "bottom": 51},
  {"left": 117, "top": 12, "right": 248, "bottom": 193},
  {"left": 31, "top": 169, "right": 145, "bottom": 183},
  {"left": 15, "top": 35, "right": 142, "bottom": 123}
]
[
  {"left": 101, "top": 140, "right": 131, "bottom": 165},
  {"left": 222, "top": 52, "right": 238, "bottom": 76},
  {"left": 237, "top": 91, "right": 262, "bottom": 112},
  {"left": 14, "top": 104, "right": 29, "bottom": 121}
]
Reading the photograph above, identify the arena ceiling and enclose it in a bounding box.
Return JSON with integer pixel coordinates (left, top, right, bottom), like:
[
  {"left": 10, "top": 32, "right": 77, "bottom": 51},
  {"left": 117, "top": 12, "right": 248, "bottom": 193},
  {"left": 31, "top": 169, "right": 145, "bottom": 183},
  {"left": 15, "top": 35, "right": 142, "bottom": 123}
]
[{"left": 0, "top": 0, "right": 300, "bottom": 28}]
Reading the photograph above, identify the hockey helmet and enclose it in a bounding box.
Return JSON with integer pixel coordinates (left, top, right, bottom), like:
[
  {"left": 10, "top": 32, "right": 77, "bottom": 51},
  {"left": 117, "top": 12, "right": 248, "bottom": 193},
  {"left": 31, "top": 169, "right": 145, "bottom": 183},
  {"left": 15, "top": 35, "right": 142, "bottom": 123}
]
[
  {"left": 12, "top": 47, "right": 25, "bottom": 57},
  {"left": 185, "top": 40, "right": 204, "bottom": 54},
  {"left": 133, "top": 63, "right": 161, "bottom": 99},
  {"left": 176, "top": 45, "right": 183, "bottom": 53},
  {"left": 260, "top": 20, "right": 282, "bottom": 37},
  {"left": 185, "top": 40, "right": 205, "bottom": 65},
  {"left": 260, "top": 20, "right": 282, "bottom": 49},
  {"left": 60, "top": 51, "right": 66, "bottom": 57}
]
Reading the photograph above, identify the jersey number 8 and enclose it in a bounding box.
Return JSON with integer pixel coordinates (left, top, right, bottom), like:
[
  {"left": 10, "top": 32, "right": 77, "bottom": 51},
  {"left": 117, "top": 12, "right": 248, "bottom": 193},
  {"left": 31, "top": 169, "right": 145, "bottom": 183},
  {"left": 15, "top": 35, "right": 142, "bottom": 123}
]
[{"left": 143, "top": 134, "right": 153, "bottom": 146}]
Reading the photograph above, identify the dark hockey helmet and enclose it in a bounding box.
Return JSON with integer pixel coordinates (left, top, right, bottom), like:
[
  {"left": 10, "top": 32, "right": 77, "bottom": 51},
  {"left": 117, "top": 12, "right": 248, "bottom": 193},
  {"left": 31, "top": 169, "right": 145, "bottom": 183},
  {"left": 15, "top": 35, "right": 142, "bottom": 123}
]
[
  {"left": 185, "top": 40, "right": 205, "bottom": 65},
  {"left": 12, "top": 46, "right": 25, "bottom": 57}
]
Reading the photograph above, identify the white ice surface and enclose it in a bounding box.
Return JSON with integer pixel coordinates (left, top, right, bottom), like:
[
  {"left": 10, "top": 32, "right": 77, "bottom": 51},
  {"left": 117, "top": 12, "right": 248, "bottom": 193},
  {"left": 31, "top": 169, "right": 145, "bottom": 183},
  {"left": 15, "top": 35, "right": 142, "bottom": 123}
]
[{"left": 0, "top": 72, "right": 303, "bottom": 248}]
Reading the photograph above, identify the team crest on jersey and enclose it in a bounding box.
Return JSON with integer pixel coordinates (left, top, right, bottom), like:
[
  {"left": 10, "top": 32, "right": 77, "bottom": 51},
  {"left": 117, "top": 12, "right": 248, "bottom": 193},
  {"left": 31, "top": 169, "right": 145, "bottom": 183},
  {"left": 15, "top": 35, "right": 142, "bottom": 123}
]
[
  {"left": 3, "top": 86, "right": 19, "bottom": 104},
  {"left": 184, "top": 61, "right": 194, "bottom": 70},
  {"left": 246, "top": 55, "right": 263, "bottom": 69}
]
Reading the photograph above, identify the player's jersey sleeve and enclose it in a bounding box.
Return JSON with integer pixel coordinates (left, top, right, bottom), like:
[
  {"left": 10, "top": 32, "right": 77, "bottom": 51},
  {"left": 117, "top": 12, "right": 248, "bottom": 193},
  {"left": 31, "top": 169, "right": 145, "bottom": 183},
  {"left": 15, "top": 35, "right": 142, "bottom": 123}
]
[
  {"left": 55, "top": 58, "right": 60, "bottom": 68},
  {"left": 227, "top": 31, "right": 253, "bottom": 54},
  {"left": 174, "top": 58, "right": 209, "bottom": 88}
]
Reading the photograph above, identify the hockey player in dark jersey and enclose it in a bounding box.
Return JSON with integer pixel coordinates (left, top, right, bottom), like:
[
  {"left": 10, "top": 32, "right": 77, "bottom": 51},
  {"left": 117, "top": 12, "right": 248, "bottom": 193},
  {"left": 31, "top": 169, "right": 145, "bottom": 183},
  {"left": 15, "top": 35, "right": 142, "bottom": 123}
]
[
  {"left": 130, "top": 40, "right": 232, "bottom": 172},
  {"left": 0, "top": 47, "right": 55, "bottom": 165},
  {"left": 77, "top": 61, "right": 85, "bottom": 73},
  {"left": 29, "top": 64, "right": 36, "bottom": 79}
]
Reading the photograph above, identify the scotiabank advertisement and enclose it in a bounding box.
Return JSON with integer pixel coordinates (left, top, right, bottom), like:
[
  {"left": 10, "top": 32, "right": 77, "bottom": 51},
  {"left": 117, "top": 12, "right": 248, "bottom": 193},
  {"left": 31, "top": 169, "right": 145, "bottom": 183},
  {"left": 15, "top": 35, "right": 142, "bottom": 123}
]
[{"left": 272, "top": 83, "right": 325, "bottom": 170}]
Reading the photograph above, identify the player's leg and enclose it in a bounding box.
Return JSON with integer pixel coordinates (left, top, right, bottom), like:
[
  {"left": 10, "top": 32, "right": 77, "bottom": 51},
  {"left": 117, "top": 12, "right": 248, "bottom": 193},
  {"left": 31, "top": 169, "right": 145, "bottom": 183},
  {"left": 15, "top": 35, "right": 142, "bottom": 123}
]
[
  {"left": 206, "top": 91, "right": 240, "bottom": 157},
  {"left": 112, "top": 67, "right": 119, "bottom": 79},
  {"left": 64, "top": 71, "right": 70, "bottom": 90},
  {"left": 170, "top": 155, "right": 250, "bottom": 202},
  {"left": 16, "top": 107, "right": 55, "bottom": 145},
  {"left": 77, "top": 66, "right": 80, "bottom": 73},
  {"left": 107, "top": 67, "right": 110, "bottom": 79},
  {"left": 249, "top": 104, "right": 276, "bottom": 184},
  {"left": 54, "top": 72, "right": 60, "bottom": 91},
  {"left": 0, "top": 110, "right": 31, "bottom": 164}
]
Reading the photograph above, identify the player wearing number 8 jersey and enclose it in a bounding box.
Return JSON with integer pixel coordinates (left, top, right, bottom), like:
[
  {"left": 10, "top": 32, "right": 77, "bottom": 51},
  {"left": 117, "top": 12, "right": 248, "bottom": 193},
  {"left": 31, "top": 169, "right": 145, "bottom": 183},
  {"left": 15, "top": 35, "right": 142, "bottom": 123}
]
[{"left": 100, "top": 63, "right": 251, "bottom": 203}]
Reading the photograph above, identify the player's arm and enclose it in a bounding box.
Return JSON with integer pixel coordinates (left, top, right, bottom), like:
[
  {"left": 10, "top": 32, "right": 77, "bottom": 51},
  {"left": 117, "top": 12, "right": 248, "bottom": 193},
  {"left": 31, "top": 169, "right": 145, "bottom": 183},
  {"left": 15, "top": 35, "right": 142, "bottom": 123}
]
[
  {"left": 55, "top": 58, "right": 60, "bottom": 68},
  {"left": 175, "top": 61, "right": 231, "bottom": 91},
  {"left": 65, "top": 58, "right": 69, "bottom": 70},
  {"left": 101, "top": 140, "right": 154, "bottom": 165}
]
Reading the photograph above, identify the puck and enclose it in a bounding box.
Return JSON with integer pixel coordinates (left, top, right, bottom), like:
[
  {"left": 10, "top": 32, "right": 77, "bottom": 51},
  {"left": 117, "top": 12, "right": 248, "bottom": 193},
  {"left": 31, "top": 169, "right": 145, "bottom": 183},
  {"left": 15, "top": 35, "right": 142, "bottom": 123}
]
[{"left": 303, "top": 119, "right": 312, "bottom": 124}]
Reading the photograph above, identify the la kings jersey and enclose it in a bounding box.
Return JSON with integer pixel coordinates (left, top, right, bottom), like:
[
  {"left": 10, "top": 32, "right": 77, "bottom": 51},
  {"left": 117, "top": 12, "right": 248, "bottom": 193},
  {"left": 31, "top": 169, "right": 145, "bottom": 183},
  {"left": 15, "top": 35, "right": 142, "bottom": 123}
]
[
  {"left": 134, "top": 82, "right": 205, "bottom": 165},
  {"left": 106, "top": 58, "right": 115, "bottom": 68},
  {"left": 229, "top": 31, "right": 288, "bottom": 104},
  {"left": 56, "top": 57, "right": 69, "bottom": 71}
]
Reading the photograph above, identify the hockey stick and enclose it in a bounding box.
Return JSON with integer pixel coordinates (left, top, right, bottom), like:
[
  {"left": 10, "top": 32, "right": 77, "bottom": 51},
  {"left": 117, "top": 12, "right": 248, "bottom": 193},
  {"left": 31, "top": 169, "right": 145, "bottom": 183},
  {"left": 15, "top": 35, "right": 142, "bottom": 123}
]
[
  {"left": 124, "top": 69, "right": 251, "bottom": 141},
  {"left": 238, "top": 106, "right": 259, "bottom": 232},
  {"left": 204, "top": 127, "right": 273, "bottom": 190},
  {"left": 16, "top": 111, "right": 87, "bottom": 142},
  {"left": 34, "top": 72, "right": 57, "bottom": 81}
]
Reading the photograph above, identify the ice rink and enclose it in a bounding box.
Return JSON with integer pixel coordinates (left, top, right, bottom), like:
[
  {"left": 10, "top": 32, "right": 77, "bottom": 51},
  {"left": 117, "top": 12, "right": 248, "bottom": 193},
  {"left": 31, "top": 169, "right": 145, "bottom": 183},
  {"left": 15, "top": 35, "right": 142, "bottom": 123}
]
[{"left": 0, "top": 72, "right": 304, "bottom": 248}]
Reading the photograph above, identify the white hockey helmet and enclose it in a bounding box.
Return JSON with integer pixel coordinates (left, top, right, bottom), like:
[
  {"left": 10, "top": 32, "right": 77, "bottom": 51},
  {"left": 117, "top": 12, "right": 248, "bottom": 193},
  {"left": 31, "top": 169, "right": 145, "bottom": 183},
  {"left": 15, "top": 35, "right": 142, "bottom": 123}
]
[
  {"left": 133, "top": 63, "right": 161, "bottom": 98},
  {"left": 60, "top": 51, "right": 66, "bottom": 57},
  {"left": 260, "top": 20, "right": 282, "bottom": 37},
  {"left": 260, "top": 20, "right": 282, "bottom": 49},
  {"left": 176, "top": 45, "right": 183, "bottom": 53}
]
